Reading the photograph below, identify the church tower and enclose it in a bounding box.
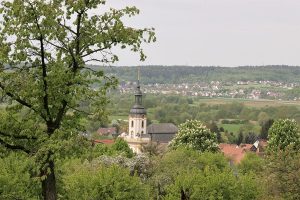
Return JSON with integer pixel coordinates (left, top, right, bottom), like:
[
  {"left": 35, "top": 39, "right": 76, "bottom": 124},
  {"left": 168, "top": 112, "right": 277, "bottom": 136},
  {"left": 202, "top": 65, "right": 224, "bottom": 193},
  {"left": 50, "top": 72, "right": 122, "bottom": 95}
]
[{"left": 128, "top": 67, "right": 147, "bottom": 139}]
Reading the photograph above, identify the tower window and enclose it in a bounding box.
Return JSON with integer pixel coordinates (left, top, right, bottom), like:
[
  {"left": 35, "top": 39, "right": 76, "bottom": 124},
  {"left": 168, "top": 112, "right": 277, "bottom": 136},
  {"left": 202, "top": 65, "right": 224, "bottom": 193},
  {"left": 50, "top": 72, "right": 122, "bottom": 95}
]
[
  {"left": 131, "top": 121, "right": 134, "bottom": 127},
  {"left": 142, "top": 121, "right": 144, "bottom": 128}
]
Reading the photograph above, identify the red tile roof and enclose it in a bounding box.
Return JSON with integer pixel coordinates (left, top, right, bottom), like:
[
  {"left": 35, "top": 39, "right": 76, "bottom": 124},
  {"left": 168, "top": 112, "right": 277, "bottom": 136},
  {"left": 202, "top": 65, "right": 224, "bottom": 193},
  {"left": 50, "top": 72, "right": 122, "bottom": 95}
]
[
  {"left": 97, "top": 127, "right": 117, "bottom": 135},
  {"left": 93, "top": 139, "right": 115, "bottom": 144},
  {"left": 219, "top": 143, "right": 254, "bottom": 163}
]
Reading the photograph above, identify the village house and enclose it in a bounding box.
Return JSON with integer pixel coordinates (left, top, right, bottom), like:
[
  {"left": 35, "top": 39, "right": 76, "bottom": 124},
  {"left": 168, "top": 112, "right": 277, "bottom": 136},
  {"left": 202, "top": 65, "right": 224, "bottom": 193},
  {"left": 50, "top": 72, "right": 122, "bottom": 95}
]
[
  {"left": 97, "top": 127, "right": 117, "bottom": 137},
  {"left": 219, "top": 139, "right": 267, "bottom": 163}
]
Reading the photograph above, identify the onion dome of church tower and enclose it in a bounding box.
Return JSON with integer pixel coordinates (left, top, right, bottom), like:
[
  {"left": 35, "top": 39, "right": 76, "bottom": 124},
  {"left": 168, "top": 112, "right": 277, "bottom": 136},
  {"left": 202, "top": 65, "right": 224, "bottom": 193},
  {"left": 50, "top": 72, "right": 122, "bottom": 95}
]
[{"left": 130, "top": 68, "right": 146, "bottom": 115}]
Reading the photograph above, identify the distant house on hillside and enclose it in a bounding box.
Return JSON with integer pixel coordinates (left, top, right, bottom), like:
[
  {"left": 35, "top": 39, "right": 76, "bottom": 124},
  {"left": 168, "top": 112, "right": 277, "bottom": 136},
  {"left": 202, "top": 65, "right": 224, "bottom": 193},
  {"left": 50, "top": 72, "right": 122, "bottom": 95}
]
[{"left": 97, "top": 127, "right": 117, "bottom": 136}]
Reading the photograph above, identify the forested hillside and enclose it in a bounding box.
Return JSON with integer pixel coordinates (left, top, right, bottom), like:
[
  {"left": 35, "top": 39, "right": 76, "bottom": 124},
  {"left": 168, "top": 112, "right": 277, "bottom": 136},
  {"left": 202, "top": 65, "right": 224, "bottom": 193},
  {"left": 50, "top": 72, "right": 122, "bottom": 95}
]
[{"left": 93, "top": 65, "right": 300, "bottom": 84}]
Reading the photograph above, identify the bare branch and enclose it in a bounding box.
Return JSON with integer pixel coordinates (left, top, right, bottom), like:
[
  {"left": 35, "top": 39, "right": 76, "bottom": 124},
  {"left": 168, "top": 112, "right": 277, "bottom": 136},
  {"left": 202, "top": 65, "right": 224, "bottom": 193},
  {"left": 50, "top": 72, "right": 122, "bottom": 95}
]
[
  {"left": 81, "top": 43, "right": 114, "bottom": 58},
  {"left": 44, "top": 39, "right": 68, "bottom": 52},
  {"left": 67, "top": 105, "right": 94, "bottom": 116},
  {"left": 84, "top": 58, "right": 103, "bottom": 63},
  {"left": 57, "top": 18, "right": 76, "bottom": 35}
]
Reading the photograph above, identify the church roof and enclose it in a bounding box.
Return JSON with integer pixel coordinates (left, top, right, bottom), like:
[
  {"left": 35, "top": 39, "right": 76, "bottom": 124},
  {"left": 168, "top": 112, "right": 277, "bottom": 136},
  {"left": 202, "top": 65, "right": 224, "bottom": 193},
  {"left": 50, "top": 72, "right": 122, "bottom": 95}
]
[{"left": 147, "top": 123, "right": 178, "bottom": 134}]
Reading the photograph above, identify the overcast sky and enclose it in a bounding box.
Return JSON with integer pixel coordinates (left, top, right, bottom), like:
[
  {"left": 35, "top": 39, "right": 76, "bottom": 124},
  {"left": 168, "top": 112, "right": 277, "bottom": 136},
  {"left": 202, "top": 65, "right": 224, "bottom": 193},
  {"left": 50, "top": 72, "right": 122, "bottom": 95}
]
[{"left": 106, "top": 0, "right": 300, "bottom": 67}]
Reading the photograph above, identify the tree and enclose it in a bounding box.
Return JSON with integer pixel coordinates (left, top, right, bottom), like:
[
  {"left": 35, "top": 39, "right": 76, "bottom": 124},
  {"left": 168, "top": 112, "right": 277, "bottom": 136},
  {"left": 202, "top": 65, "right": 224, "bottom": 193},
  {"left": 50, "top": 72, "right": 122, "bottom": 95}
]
[
  {"left": 149, "top": 148, "right": 228, "bottom": 199},
  {"left": 164, "top": 169, "right": 261, "bottom": 200},
  {"left": 238, "top": 152, "right": 264, "bottom": 174},
  {"left": 257, "top": 111, "right": 270, "bottom": 125},
  {"left": 206, "top": 121, "right": 219, "bottom": 134},
  {"left": 170, "top": 120, "right": 219, "bottom": 152},
  {"left": 141, "top": 141, "right": 164, "bottom": 156},
  {"left": 0, "top": 1, "right": 155, "bottom": 199},
  {"left": 260, "top": 119, "right": 274, "bottom": 140},
  {"left": 236, "top": 131, "right": 244, "bottom": 145},
  {"left": 60, "top": 161, "right": 149, "bottom": 200},
  {"left": 0, "top": 152, "right": 40, "bottom": 199},
  {"left": 268, "top": 119, "right": 300, "bottom": 152},
  {"left": 245, "top": 132, "right": 257, "bottom": 144},
  {"left": 111, "top": 138, "right": 133, "bottom": 158},
  {"left": 265, "top": 149, "right": 300, "bottom": 200}
]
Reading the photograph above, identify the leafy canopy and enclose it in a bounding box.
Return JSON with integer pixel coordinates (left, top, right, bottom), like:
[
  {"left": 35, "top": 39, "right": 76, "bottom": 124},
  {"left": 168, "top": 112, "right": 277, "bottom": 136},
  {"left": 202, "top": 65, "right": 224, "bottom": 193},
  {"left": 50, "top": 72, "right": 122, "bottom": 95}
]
[
  {"left": 60, "top": 160, "right": 150, "bottom": 200},
  {"left": 268, "top": 119, "right": 300, "bottom": 152},
  {"left": 0, "top": 0, "right": 155, "bottom": 199},
  {"left": 164, "top": 169, "right": 261, "bottom": 200},
  {"left": 170, "top": 120, "right": 219, "bottom": 152},
  {"left": 0, "top": 0, "right": 155, "bottom": 164}
]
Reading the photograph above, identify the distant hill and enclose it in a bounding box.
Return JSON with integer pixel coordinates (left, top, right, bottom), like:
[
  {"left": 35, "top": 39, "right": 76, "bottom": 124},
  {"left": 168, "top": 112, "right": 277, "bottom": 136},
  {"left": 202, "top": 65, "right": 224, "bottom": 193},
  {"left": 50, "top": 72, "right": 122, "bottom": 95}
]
[{"left": 91, "top": 65, "right": 300, "bottom": 84}]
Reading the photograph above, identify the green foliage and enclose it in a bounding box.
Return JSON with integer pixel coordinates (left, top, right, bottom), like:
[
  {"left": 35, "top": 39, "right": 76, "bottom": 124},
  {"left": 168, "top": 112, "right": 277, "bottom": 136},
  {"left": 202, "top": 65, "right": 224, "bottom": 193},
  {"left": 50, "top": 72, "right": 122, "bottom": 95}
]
[
  {"left": 149, "top": 148, "right": 228, "bottom": 199},
  {"left": 91, "top": 154, "right": 153, "bottom": 180},
  {"left": 148, "top": 148, "right": 261, "bottom": 200},
  {"left": 141, "top": 141, "right": 165, "bottom": 156},
  {"left": 260, "top": 119, "right": 274, "bottom": 140},
  {"left": 111, "top": 138, "right": 134, "bottom": 158},
  {"left": 236, "top": 131, "right": 244, "bottom": 145},
  {"left": 258, "top": 112, "right": 270, "bottom": 125},
  {"left": 164, "top": 169, "right": 261, "bottom": 200},
  {"left": 268, "top": 119, "right": 300, "bottom": 152},
  {"left": 265, "top": 149, "right": 300, "bottom": 200},
  {"left": 83, "top": 139, "right": 133, "bottom": 161},
  {"left": 0, "top": 0, "right": 154, "bottom": 198},
  {"left": 244, "top": 132, "right": 258, "bottom": 144},
  {"left": 0, "top": 153, "right": 40, "bottom": 200},
  {"left": 109, "top": 93, "right": 300, "bottom": 134},
  {"left": 170, "top": 120, "right": 219, "bottom": 152},
  {"left": 60, "top": 161, "right": 149, "bottom": 200},
  {"left": 84, "top": 143, "right": 111, "bottom": 160},
  {"left": 238, "top": 152, "right": 264, "bottom": 174}
]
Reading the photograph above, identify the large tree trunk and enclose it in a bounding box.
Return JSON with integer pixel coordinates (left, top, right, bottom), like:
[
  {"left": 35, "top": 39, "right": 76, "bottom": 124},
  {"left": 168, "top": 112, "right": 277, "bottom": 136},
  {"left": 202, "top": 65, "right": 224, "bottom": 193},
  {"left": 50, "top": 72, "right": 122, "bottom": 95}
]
[{"left": 41, "top": 160, "right": 57, "bottom": 200}]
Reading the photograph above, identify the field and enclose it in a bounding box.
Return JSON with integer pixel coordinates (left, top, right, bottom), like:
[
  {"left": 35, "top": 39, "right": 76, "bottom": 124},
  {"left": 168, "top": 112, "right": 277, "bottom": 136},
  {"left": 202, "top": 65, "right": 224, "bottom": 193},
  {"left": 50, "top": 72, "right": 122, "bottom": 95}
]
[{"left": 219, "top": 124, "right": 243, "bottom": 133}]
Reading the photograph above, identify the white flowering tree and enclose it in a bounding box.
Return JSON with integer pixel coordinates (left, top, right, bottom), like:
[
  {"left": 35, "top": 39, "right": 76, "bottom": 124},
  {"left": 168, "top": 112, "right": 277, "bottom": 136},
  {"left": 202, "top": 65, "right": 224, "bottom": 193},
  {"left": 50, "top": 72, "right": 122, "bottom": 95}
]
[
  {"left": 268, "top": 119, "right": 300, "bottom": 152},
  {"left": 170, "top": 120, "right": 219, "bottom": 152}
]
